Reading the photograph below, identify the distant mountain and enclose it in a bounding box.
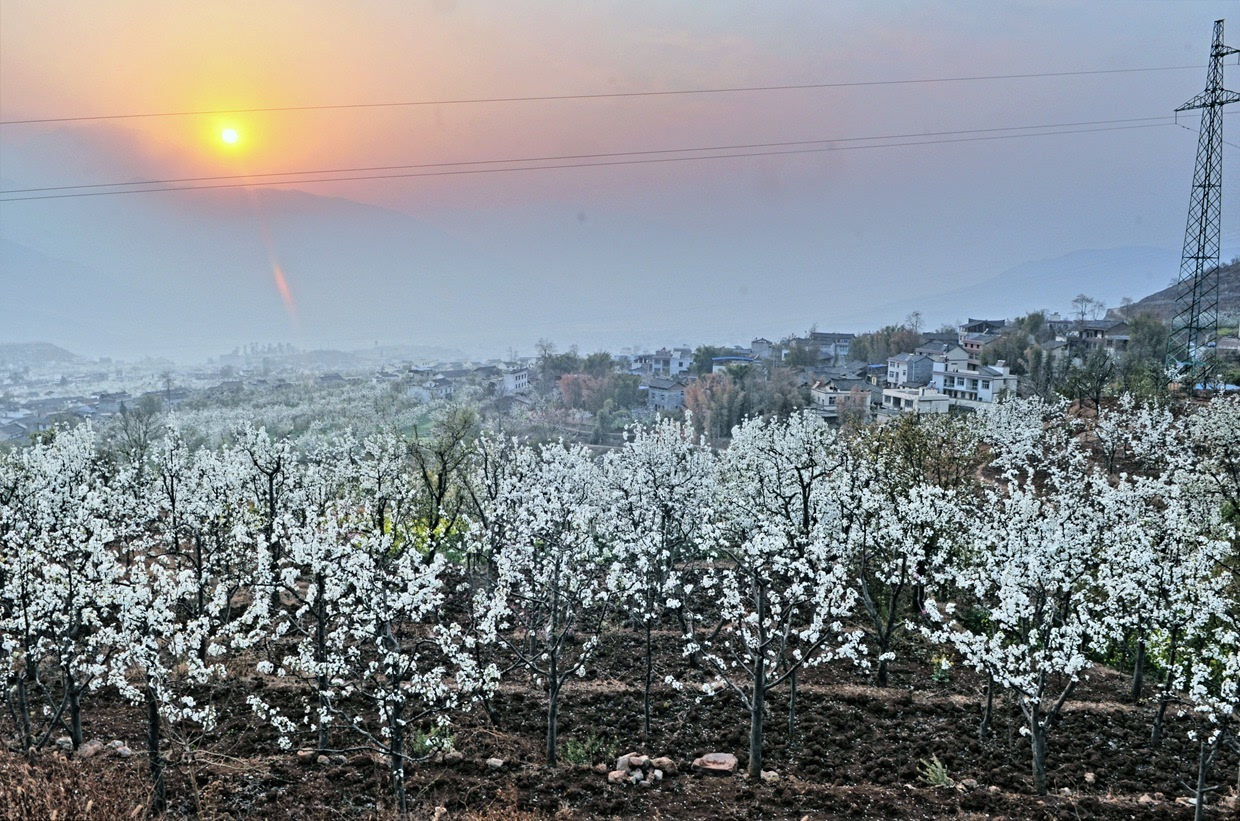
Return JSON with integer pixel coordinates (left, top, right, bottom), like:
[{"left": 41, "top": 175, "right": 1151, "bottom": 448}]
[
  {"left": 853, "top": 247, "right": 1181, "bottom": 330},
  {"left": 1, "top": 186, "right": 547, "bottom": 361},
  {"left": 1114, "top": 259, "right": 1240, "bottom": 322},
  {"left": 0, "top": 341, "right": 79, "bottom": 366},
  {"left": 0, "top": 238, "right": 153, "bottom": 353}
]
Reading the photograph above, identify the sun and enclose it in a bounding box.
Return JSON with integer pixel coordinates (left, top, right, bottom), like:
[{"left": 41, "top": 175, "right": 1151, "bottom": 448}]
[{"left": 221, "top": 128, "right": 239, "bottom": 145}]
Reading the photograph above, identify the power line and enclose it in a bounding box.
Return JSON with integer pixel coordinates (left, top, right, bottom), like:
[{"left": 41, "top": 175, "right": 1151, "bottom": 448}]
[
  {"left": 0, "top": 115, "right": 1178, "bottom": 196},
  {"left": 0, "top": 64, "right": 1205, "bottom": 126},
  {"left": 1177, "top": 121, "right": 1240, "bottom": 149},
  {"left": 0, "top": 121, "right": 1170, "bottom": 203}
]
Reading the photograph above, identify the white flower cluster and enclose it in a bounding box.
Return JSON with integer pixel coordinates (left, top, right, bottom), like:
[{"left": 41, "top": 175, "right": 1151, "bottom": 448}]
[{"left": 2, "top": 394, "right": 1236, "bottom": 803}]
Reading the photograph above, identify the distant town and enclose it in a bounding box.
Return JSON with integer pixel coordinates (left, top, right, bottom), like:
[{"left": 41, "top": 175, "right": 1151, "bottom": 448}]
[{"left": 5, "top": 266, "right": 1239, "bottom": 449}]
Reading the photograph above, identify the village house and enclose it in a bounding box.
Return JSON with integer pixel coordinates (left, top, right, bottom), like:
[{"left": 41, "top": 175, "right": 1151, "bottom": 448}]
[
  {"left": 958, "top": 318, "right": 1008, "bottom": 338},
  {"left": 634, "top": 347, "right": 693, "bottom": 377},
  {"left": 919, "top": 331, "right": 959, "bottom": 346},
  {"left": 1076, "top": 319, "right": 1131, "bottom": 353},
  {"left": 808, "top": 331, "right": 855, "bottom": 365},
  {"left": 406, "top": 378, "right": 455, "bottom": 402},
  {"left": 1, "top": 420, "right": 32, "bottom": 443},
  {"left": 645, "top": 377, "right": 689, "bottom": 411},
  {"left": 808, "top": 379, "right": 873, "bottom": 423},
  {"left": 94, "top": 391, "right": 131, "bottom": 415},
  {"left": 1041, "top": 339, "right": 1072, "bottom": 365},
  {"left": 500, "top": 366, "right": 530, "bottom": 395},
  {"left": 886, "top": 353, "right": 934, "bottom": 387},
  {"left": 915, "top": 341, "right": 971, "bottom": 370},
  {"left": 931, "top": 360, "right": 1018, "bottom": 404},
  {"left": 882, "top": 386, "right": 952, "bottom": 415},
  {"left": 750, "top": 338, "right": 774, "bottom": 359},
  {"left": 960, "top": 332, "right": 1000, "bottom": 364}
]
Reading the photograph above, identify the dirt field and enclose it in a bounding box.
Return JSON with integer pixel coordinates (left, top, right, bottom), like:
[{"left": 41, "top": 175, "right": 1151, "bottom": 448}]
[{"left": 2, "top": 629, "right": 1237, "bottom": 819}]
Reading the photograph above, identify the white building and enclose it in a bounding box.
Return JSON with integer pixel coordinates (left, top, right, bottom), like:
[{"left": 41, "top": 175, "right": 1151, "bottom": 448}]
[
  {"left": 500, "top": 367, "right": 529, "bottom": 395},
  {"left": 407, "top": 378, "right": 455, "bottom": 402},
  {"left": 882, "top": 386, "right": 952, "bottom": 415},
  {"left": 886, "top": 353, "right": 934, "bottom": 387},
  {"left": 808, "top": 379, "right": 873, "bottom": 423},
  {"left": 635, "top": 347, "right": 693, "bottom": 376},
  {"left": 930, "top": 360, "right": 1017, "bottom": 403}
]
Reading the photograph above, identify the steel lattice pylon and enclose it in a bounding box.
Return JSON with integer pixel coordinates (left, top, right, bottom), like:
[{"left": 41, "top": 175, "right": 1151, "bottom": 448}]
[{"left": 1167, "top": 19, "right": 1240, "bottom": 389}]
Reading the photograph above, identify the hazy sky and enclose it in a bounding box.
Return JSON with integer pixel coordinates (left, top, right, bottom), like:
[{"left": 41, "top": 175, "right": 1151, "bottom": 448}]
[{"left": 2, "top": 1, "right": 1238, "bottom": 361}]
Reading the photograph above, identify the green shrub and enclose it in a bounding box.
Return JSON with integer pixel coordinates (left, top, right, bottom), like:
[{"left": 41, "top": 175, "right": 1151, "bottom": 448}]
[
  {"left": 916, "top": 755, "right": 953, "bottom": 788},
  {"left": 561, "top": 734, "right": 608, "bottom": 766}
]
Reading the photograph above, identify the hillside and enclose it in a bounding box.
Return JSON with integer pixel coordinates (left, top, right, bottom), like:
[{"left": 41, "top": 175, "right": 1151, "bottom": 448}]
[
  {"left": 852, "top": 247, "right": 1181, "bottom": 332},
  {"left": 1116, "top": 258, "right": 1240, "bottom": 322},
  {"left": 0, "top": 341, "right": 79, "bottom": 367}
]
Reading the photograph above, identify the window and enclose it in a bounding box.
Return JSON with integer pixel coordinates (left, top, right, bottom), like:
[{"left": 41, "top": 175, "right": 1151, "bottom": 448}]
[{"left": 982, "top": 380, "right": 990, "bottom": 389}]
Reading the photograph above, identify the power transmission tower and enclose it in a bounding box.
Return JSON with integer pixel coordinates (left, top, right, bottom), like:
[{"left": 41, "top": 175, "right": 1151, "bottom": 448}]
[{"left": 1167, "top": 19, "right": 1239, "bottom": 390}]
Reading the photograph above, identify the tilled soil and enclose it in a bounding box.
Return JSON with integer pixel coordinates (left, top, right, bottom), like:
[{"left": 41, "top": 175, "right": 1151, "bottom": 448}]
[{"left": 2, "top": 629, "right": 1236, "bottom": 819}]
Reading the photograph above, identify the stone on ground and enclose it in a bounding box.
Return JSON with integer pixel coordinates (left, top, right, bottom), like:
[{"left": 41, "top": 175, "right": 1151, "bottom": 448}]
[
  {"left": 691, "top": 752, "right": 738, "bottom": 776},
  {"left": 76, "top": 739, "right": 106, "bottom": 760}
]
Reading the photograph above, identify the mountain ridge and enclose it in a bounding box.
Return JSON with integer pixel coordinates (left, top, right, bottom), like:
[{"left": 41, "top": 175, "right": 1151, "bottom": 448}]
[{"left": 1116, "top": 258, "right": 1240, "bottom": 323}]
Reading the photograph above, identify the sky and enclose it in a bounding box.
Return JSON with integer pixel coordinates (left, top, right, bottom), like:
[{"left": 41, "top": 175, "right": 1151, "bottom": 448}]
[{"left": 2, "top": 1, "right": 1238, "bottom": 362}]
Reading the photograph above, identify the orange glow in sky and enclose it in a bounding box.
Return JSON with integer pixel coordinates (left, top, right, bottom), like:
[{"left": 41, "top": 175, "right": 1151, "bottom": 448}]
[{"left": 270, "top": 262, "right": 298, "bottom": 323}]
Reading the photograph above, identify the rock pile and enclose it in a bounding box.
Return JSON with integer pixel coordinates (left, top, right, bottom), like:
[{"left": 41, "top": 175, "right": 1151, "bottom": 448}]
[{"left": 606, "top": 752, "right": 677, "bottom": 787}]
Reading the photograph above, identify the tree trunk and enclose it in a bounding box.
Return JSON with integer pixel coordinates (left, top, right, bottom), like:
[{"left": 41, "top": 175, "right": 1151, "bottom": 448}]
[
  {"left": 748, "top": 582, "right": 767, "bottom": 781},
  {"left": 267, "top": 477, "right": 281, "bottom": 612},
  {"left": 876, "top": 657, "right": 889, "bottom": 688},
  {"left": 979, "top": 676, "right": 995, "bottom": 741},
  {"left": 21, "top": 651, "right": 40, "bottom": 752},
  {"left": 787, "top": 666, "right": 798, "bottom": 751},
  {"left": 1026, "top": 704, "right": 1046, "bottom": 798},
  {"left": 68, "top": 682, "right": 82, "bottom": 748},
  {"left": 1153, "top": 631, "right": 1179, "bottom": 748},
  {"left": 643, "top": 621, "right": 653, "bottom": 744},
  {"left": 1152, "top": 696, "right": 1168, "bottom": 748},
  {"left": 315, "top": 578, "right": 330, "bottom": 753},
  {"left": 1193, "top": 739, "right": 1210, "bottom": 821},
  {"left": 676, "top": 609, "right": 701, "bottom": 670},
  {"left": 145, "top": 681, "right": 166, "bottom": 815},
  {"left": 1029, "top": 714, "right": 1048, "bottom": 796},
  {"left": 545, "top": 680, "right": 560, "bottom": 766},
  {"left": 15, "top": 676, "right": 32, "bottom": 753},
  {"left": 748, "top": 682, "right": 765, "bottom": 781},
  {"left": 1130, "top": 639, "right": 1145, "bottom": 703},
  {"left": 388, "top": 699, "right": 407, "bottom": 815}
]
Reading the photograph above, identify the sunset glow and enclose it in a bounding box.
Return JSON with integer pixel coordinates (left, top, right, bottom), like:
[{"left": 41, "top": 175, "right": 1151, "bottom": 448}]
[
  {"left": 1, "top": 1, "right": 1235, "bottom": 363},
  {"left": 270, "top": 262, "right": 298, "bottom": 323}
]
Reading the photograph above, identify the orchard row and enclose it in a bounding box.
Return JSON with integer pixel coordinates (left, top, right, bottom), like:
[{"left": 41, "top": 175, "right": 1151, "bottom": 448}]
[{"left": 1, "top": 395, "right": 1237, "bottom": 815}]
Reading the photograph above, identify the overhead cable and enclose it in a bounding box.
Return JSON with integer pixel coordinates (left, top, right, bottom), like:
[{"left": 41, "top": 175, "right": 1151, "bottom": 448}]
[
  {"left": 0, "top": 121, "right": 1171, "bottom": 203},
  {"left": 0, "top": 65, "right": 1206, "bottom": 126}
]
